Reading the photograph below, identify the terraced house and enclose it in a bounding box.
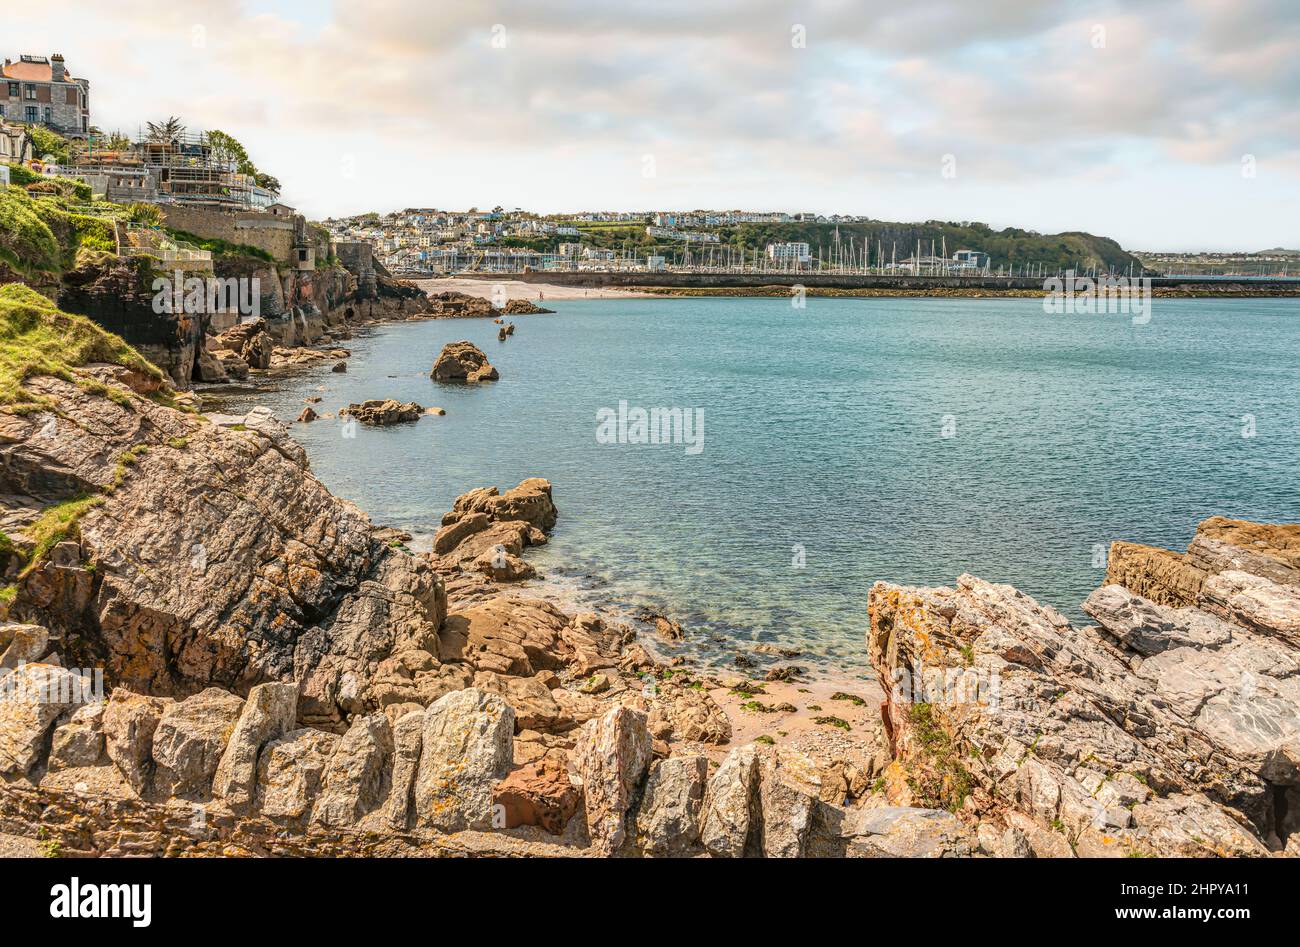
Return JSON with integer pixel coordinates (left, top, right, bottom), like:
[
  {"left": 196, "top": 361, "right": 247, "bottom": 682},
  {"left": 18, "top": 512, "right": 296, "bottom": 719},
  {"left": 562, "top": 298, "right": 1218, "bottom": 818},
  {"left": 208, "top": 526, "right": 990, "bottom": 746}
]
[{"left": 0, "top": 53, "right": 90, "bottom": 138}]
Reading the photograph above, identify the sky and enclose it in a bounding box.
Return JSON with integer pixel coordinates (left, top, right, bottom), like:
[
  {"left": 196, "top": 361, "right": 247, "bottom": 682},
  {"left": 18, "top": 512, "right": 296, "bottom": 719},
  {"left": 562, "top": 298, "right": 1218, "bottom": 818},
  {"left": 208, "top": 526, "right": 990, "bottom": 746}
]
[{"left": 7, "top": 0, "right": 1299, "bottom": 251}]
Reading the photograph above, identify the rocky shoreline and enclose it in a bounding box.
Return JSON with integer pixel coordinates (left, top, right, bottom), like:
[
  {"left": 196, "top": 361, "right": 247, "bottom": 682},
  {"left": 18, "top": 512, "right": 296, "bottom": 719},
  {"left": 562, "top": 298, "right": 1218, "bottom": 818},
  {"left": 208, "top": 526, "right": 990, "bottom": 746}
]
[{"left": 0, "top": 282, "right": 1296, "bottom": 858}]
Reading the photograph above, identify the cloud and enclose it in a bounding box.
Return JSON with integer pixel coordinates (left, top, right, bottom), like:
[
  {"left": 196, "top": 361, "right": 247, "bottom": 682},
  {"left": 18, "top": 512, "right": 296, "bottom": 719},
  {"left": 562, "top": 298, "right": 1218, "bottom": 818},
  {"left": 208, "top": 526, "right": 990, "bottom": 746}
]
[{"left": 2, "top": 0, "right": 1296, "bottom": 246}]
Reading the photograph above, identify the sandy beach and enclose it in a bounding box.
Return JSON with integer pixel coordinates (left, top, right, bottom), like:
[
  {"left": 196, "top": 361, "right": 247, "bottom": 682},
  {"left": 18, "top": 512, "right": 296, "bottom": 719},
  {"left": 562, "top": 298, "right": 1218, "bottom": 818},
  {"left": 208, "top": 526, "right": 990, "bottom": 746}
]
[{"left": 417, "top": 277, "right": 657, "bottom": 301}]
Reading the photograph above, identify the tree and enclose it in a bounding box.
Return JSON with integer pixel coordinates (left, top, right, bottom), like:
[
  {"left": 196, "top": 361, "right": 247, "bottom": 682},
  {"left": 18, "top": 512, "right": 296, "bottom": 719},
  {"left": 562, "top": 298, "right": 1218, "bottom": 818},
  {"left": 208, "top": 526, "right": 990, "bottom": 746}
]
[
  {"left": 145, "top": 117, "right": 186, "bottom": 144},
  {"left": 205, "top": 129, "right": 280, "bottom": 195}
]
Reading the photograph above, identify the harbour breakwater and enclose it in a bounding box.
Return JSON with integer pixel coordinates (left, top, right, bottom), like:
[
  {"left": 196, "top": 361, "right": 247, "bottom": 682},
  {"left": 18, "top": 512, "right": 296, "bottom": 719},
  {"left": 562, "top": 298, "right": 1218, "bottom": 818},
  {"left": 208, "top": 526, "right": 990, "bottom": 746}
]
[{"left": 442, "top": 270, "right": 1300, "bottom": 297}]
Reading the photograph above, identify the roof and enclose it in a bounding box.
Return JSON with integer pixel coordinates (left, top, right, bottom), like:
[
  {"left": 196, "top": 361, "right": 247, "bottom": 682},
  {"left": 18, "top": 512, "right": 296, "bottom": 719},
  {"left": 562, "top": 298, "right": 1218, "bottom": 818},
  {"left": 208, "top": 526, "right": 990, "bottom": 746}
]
[{"left": 1, "top": 57, "right": 79, "bottom": 84}]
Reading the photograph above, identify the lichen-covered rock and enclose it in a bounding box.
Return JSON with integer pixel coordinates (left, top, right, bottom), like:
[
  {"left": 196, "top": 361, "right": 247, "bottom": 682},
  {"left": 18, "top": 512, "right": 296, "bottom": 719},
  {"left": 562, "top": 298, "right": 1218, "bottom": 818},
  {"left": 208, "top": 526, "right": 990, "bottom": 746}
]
[
  {"left": 212, "top": 682, "right": 297, "bottom": 810},
  {"left": 0, "top": 664, "right": 94, "bottom": 777},
  {"left": 438, "top": 597, "right": 571, "bottom": 676},
  {"left": 635, "top": 755, "right": 708, "bottom": 856},
  {"left": 150, "top": 687, "right": 246, "bottom": 799},
  {"left": 413, "top": 688, "right": 514, "bottom": 832},
  {"left": 841, "top": 806, "right": 977, "bottom": 857},
  {"left": 381, "top": 710, "right": 424, "bottom": 831},
  {"left": 758, "top": 756, "right": 819, "bottom": 857},
  {"left": 102, "top": 689, "right": 172, "bottom": 794},
  {"left": 699, "top": 743, "right": 762, "bottom": 858},
  {"left": 573, "top": 705, "right": 653, "bottom": 856},
  {"left": 311, "top": 712, "right": 393, "bottom": 828},
  {"left": 255, "top": 727, "right": 339, "bottom": 818}
]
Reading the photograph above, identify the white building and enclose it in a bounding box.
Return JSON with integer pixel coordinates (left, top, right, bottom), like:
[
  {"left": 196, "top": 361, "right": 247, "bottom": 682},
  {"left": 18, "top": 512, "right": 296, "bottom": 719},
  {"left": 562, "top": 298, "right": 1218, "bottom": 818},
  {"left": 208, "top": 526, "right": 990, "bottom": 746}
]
[{"left": 766, "top": 242, "right": 811, "bottom": 263}]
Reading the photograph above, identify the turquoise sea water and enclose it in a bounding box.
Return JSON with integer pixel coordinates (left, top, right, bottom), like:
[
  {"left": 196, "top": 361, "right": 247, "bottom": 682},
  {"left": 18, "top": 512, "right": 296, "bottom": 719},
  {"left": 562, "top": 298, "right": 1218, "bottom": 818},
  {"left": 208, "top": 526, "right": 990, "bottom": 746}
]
[{"left": 234, "top": 297, "right": 1299, "bottom": 671}]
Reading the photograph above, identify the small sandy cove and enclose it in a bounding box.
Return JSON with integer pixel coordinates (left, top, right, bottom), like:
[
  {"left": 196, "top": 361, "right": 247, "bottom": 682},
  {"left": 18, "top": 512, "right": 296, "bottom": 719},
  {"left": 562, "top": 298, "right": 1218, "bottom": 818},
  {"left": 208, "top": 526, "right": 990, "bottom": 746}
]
[{"left": 418, "top": 277, "right": 656, "bottom": 301}]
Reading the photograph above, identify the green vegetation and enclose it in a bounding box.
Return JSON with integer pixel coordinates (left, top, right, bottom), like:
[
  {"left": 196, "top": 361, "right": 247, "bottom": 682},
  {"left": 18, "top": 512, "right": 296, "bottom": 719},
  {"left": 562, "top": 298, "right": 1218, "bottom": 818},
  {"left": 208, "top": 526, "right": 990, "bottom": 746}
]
[
  {"left": 830, "top": 691, "right": 866, "bottom": 706},
  {"left": 0, "top": 585, "right": 16, "bottom": 605},
  {"left": 36, "top": 827, "right": 62, "bottom": 859},
  {"left": 205, "top": 129, "right": 280, "bottom": 193},
  {"left": 0, "top": 184, "right": 118, "bottom": 276},
  {"left": 905, "top": 702, "right": 974, "bottom": 813},
  {"left": 814, "top": 715, "right": 851, "bottom": 731},
  {"left": 0, "top": 283, "right": 166, "bottom": 412},
  {"left": 164, "top": 227, "right": 275, "bottom": 263},
  {"left": 754, "top": 735, "right": 775, "bottom": 746},
  {"left": 28, "top": 126, "right": 72, "bottom": 164},
  {"left": 20, "top": 494, "right": 103, "bottom": 577}
]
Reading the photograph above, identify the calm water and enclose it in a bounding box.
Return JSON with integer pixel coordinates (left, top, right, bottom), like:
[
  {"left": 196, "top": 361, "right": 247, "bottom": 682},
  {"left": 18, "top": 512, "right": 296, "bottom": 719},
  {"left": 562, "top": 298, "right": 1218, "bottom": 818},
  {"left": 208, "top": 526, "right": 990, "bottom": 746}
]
[{"left": 231, "top": 297, "right": 1299, "bottom": 671}]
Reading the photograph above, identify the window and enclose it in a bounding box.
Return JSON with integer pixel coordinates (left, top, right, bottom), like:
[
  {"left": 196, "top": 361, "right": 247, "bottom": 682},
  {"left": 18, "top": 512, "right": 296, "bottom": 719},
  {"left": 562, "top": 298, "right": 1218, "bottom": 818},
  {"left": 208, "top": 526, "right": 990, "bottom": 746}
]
[
  {"left": 25, "top": 106, "right": 38, "bottom": 123},
  {"left": 0, "top": 105, "right": 5, "bottom": 117},
  {"left": 6, "top": 82, "right": 18, "bottom": 97},
  {"left": 43, "top": 107, "right": 52, "bottom": 124},
  {"left": 24, "top": 84, "right": 36, "bottom": 100}
]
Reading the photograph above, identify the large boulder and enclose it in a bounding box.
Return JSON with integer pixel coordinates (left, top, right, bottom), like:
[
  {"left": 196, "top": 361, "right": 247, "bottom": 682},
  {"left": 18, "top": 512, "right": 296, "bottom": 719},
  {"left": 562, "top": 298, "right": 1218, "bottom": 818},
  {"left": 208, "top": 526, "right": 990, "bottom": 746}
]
[
  {"left": 255, "top": 727, "right": 339, "bottom": 819},
  {"left": 311, "top": 712, "right": 393, "bottom": 828},
  {"left": 0, "top": 664, "right": 94, "bottom": 778},
  {"left": 430, "top": 340, "right": 498, "bottom": 383},
  {"left": 211, "top": 682, "right": 297, "bottom": 810},
  {"left": 102, "top": 689, "right": 172, "bottom": 794},
  {"left": 841, "top": 806, "right": 977, "bottom": 858},
  {"left": 699, "top": 743, "right": 762, "bottom": 857},
  {"left": 150, "top": 687, "right": 246, "bottom": 799},
  {"left": 635, "top": 755, "right": 709, "bottom": 856},
  {"left": 573, "top": 705, "right": 653, "bottom": 856},
  {"left": 413, "top": 688, "right": 515, "bottom": 831},
  {"left": 493, "top": 757, "right": 582, "bottom": 834}
]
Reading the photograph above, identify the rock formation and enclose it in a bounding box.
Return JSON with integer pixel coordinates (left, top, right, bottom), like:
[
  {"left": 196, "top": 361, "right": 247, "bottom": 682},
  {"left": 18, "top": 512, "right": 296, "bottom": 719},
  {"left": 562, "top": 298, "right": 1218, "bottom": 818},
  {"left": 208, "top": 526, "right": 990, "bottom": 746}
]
[
  {"left": 502, "top": 299, "right": 553, "bottom": 315},
  {"left": 430, "top": 341, "right": 499, "bottom": 382},
  {"left": 340, "top": 399, "right": 424, "bottom": 426},
  {"left": 867, "top": 516, "right": 1300, "bottom": 857}
]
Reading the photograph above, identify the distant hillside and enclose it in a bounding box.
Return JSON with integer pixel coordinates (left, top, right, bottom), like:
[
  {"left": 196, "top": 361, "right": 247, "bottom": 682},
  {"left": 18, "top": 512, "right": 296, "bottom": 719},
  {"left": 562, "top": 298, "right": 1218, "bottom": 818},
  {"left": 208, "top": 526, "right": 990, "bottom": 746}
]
[{"left": 545, "top": 219, "right": 1145, "bottom": 274}]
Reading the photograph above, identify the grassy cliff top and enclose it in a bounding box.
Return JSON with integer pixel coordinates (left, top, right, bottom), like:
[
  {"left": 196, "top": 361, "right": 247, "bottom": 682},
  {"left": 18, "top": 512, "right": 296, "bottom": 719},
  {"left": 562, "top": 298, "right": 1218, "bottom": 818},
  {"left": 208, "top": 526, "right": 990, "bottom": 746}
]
[
  {"left": 0, "top": 283, "right": 166, "bottom": 412},
  {"left": 0, "top": 182, "right": 120, "bottom": 277}
]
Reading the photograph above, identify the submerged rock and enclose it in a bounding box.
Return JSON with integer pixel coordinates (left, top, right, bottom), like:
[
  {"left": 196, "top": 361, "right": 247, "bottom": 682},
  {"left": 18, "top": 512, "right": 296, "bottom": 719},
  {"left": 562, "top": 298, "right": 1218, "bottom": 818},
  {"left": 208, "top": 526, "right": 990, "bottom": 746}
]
[{"left": 341, "top": 399, "right": 424, "bottom": 426}]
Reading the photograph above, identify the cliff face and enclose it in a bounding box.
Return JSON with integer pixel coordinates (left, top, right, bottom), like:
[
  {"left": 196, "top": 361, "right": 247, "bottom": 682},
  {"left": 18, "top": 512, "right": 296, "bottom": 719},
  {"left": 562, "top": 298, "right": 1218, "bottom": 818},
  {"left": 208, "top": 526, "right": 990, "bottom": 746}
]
[
  {"left": 4, "top": 373, "right": 446, "bottom": 729},
  {"left": 869, "top": 517, "right": 1300, "bottom": 857}
]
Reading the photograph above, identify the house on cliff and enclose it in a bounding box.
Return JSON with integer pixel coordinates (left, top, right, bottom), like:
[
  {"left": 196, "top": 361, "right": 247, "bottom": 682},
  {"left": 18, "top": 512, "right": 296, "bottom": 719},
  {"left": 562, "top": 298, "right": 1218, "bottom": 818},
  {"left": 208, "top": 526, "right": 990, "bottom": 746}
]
[{"left": 0, "top": 53, "right": 90, "bottom": 138}]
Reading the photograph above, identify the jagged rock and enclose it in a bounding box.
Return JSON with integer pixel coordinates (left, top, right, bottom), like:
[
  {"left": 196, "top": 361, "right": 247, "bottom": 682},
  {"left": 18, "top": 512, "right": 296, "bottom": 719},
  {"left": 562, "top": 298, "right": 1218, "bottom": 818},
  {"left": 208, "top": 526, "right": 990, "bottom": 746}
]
[
  {"left": 413, "top": 688, "right": 515, "bottom": 832},
  {"left": 341, "top": 399, "right": 424, "bottom": 426},
  {"left": 472, "top": 545, "right": 536, "bottom": 582},
  {"left": 0, "top": 664, "right": 94, "bottom": 777},
  {"left": 331, "top": 361, "right": 347, "bottom": 373},
  {"left": 574, "top": 705, "right": 653, "bottom": 856},
  {"left": 312, "top": 712, "right": 393, "bottom": 828},
  {"left": 493, "top": 757, "right": 582, "bottom": 834},
  {"left": 255, "top": 727, "right": 339, "bottom": 819},
  {"left": 439, "top": 597, "right": 571, "bottom": 676},
  {"left": 446, "top": 479, "right": 557, "bottom": 533},
  {"left": 1200, "top": 570, "right": 1300, "bottom": 645},
  {"left": 0, "top": 623, "right": 50, "bottom": 669},
  {"left": 430, "top": 340, "right": 498, "bottom": 382},
  {"left": 48, "top": 701, "right": 106, "bottom": 770},
  {"left": 432, "top": 512, "right": 490, "bottom": 555},
  {"left": 758, "top": 756, "right": 819, "bottom": 857},
  {"left": 647, "top": 680, "right": 731, "bottom": 744},
  {"left": 213, "top": 319, "right": 275, "bottom": 370},
  {"left": 700, "top": 744, "right": 762, "bottom": 858},
  {"left": 635, "top": 755, "right": 709, "bottom": 856},
  {"left": 841, "top": 806, "right": 977, "bottom": 857},
  {"left": 150, "top": 687, "right": 246, "bottom": 799},
  {"left": 1105, "top": 541, "right": 1207, "bottom": 607},
  {"left": 502, "top": 299, "right": 553, "bottom": 315},
  {"left": 296, "top": 407, "right": 318, "bottom": 423},
  {"left": 381, "top": 711, "right": 424, "bottom": 830},
  {"left": 195, "top": 347, "right": 230, "bottom": 383},
  {"left": 102, "top": 689, "right": 172, "bottom": 794},
  {"left": 473, "top": 671, "right": 567, "bottom": 732},
  {"left": 868, "top": 566, "right": 1294, "bottom": 857},
  {"left": 212, "top": 682, "right": 297, "bottom": 810},
  {"left": 426, "top": 291, "right": 497, "bottom": 318}
]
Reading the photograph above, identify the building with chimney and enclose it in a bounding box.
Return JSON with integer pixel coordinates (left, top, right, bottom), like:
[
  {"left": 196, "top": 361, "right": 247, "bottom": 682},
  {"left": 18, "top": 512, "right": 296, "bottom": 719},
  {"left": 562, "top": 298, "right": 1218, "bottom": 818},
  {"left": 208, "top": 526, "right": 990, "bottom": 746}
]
[{"left": 0, "top": 54, "right": 90, "bottom": 138}]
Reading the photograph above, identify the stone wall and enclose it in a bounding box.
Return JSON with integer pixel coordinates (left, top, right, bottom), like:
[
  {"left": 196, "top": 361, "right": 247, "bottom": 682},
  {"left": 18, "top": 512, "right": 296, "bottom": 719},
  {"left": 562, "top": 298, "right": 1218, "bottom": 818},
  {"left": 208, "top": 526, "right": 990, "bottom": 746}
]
[{"left": 161, "top": 206, "right": 297, "bottom": 264}]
